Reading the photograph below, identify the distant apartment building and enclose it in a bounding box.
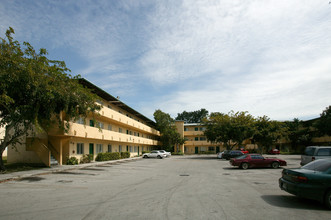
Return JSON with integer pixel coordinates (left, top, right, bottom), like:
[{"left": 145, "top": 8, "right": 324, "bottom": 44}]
[
  {"left": 175, "top": 121, "right": 223, "bottom": 154},
  {"left": 7, "top": 79, "right": 160, "bottom": 166}
]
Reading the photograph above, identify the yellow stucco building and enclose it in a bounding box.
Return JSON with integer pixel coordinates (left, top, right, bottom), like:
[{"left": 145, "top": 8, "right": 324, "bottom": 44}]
[
  {"left": 7, "top": 79, "right": 160, "bottom": 166},
  {"left": 174, "top": 121, "right": 224, "bottom": 154}
]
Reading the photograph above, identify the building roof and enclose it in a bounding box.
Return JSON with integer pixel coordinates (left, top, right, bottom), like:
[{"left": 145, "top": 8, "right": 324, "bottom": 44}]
[{"left": 78, "top": 78, "right": 156, "bottom": 128}]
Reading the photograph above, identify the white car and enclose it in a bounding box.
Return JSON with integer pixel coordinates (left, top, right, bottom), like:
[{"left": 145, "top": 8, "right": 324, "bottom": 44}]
[
  {"left": 142, "top": 150, "right": 166, "bottom": 159},
  {"left": 158, "top": 150, "right": 171, "bottom": 157},
  {"left": 217, "top": 151, "right": 224, "bottom": 159}
]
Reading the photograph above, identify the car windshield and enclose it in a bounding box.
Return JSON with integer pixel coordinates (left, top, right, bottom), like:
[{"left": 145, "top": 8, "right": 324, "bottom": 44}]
[
  {"left": 236, "top": 155, "right": 248, "bottom": 159},
  {"left": 304, "top": 147, "right": 316, "bottom": 156},
  {"left": 302, "top": 159, "right": 331, "bottom": 172}
]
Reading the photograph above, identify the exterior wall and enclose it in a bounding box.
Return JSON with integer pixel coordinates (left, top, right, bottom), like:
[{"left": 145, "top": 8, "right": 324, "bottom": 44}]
[
  {"left": 7, "top": 136, "right": 43, "bottom": 164},
  {"left": 0, "top": 125, "right": 6, "bottom": 156},
  {"left": 175, "top": 122, "right": 222, "bottom": 154},
  {"left": 7, "top": 90, "right": 160, "bottom": 166}
]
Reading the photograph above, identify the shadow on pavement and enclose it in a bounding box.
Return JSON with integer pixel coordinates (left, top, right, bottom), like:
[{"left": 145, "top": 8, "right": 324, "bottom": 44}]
[
  {"left": 53, "top": 171, "right": 96, "bottom": 176},
  {"left": 261, "top": 195, "right": 326, "bottom": 210},
  {"left": 17, "top": 176, "right": 45, "bottom": 182},
  {"left": 79, "top": 168, "right": 105, "bottom": 171}
]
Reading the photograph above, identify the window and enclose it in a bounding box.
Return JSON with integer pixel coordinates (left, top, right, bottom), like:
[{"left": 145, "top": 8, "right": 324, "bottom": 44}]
[
  {"left": 108, "top": 144, "right": 112, "bottom": 152},
  {"left": 200, "top": 137, "right": 206, "bottom": 141},
  {"left": 195, "top": 137, "right": 199, "bottom": 141},
  {"left": 107, "top": 104, "right": 112, "bottom": 109},
  {"left": 208, "top": 147, "right": 215, "bottom": 151},
  {"left": 90, "top": 120, "right": 95, "bottom": 127},
  {"left": 76, "top": 117, "right": 85, "bottom": 125},
  {"left": 195, "top": 127, "right": 199, "bottom": 131},
  {"left": 134, "top": 146, "right": 137, "bottom": 152},
  {"left": 119, "top": 128, "right": 122, "bottom": 133},
  {"left": 119, "top": 145, "right": 122, "bottom": 152},
  {"left": 96, "top": 121, "right": 104, "bottom": 129},
  {"left": 77, "top": 143, "right": 84, "bottom": 154},
  {"left": 200, "top": 147, "right": 207, "bottom": 152},
  {"left": 127, "top": 130, "right": 129, "bottom": 134},
  {"left": 184, "top": 127, "right": 188, "bottom": 131},
  {"left": 129, "top": 146, "right": 132, "bottom": 152},
  {"left": 96, "top": 144, "right": 103, "bottom": 153},
  {"left": 108, "top": 125, "right": 112, "bottom": 131},
  {"left": 317, "top": 148, "right": 331, "bottom": 156}
]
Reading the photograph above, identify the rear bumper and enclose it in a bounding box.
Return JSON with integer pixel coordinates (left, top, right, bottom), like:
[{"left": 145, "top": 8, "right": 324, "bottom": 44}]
[{"left": 279, "top": 178, "right": 325, "bottom": 203}]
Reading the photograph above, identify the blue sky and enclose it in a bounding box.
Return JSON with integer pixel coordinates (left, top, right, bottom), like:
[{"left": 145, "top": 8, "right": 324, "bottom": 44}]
[{"left": 1, "top": 0, "right": 331, "bottom": 121}]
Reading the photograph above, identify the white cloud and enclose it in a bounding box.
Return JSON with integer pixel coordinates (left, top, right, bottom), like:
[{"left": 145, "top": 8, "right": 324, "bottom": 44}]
[{"left": 1, "top": 0, "right": 330, "bottom": 121}]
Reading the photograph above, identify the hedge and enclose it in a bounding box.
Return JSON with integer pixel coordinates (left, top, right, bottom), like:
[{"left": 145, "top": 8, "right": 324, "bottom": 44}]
[{"left": 95, "top": 152, "right": 121, "bottom": 161}]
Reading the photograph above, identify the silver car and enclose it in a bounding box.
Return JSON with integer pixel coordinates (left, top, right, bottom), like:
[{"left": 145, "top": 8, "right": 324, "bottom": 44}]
[
  {"left": 158, "top": 150, "right": 171, "bottom": 157},
  {"left": 142, "top": 150, "right": 166, "bottom": 159},
  {"left": 301, "top": 146, "right": 331, "bottom": 166}
]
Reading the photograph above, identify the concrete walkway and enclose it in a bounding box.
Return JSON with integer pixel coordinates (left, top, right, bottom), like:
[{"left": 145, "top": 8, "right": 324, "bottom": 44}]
[{"left": 0, "top": 157, "right": 142, "bottom": 183}]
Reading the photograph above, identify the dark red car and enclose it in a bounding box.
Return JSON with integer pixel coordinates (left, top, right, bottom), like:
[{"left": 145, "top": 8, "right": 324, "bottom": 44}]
[
  {"left": 230, "top": 154, "right": 287, "bottom": 169},
  {"left": 268, "top": 149, "right": 280, "bottom": 155}
]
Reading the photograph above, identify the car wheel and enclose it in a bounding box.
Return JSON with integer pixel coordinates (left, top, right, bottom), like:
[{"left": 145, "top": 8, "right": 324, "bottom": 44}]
[
  {"left": 143, "top": 155, "right": 148, "bottom": 158},
  {"left": 241, "top": 163, "right": 249, "bottom": 170},
  {"left": 157, "top": 155, "right": 162, "bottom": 159},
  {"left": 325, "top": 190, "right": 331, "bottom": 209},
  {"left": 271, "top": 162, "right": 279, "bottom": 169}
]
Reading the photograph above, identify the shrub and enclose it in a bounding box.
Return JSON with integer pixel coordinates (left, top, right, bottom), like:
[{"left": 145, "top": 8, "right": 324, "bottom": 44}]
[
  {"left": 80, "top": 154, "right": 93, "bottom": 164},
  {"left": 66, "top": 157, "right": 78, "bottom": 165},
  {"left": 121, "top": 151, "right": 130, "bottom": 159},
  {"left": 199, "top": 151, "right": 215, "bottom": 154},
  {"left": 95, "top": 152, "right": 121, "bottom": 161},
  {"left": 172, "top": 152, "right": 184, "bottom": 156}
]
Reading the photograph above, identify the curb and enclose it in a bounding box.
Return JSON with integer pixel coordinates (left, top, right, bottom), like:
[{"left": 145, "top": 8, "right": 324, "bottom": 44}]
[{"left": 0, "top": 157, "right": 142, "bottom": 183}]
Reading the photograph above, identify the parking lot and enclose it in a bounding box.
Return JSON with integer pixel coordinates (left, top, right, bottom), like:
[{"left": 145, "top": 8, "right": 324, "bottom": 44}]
[{"left": 0, "top": 155, "right": 330, "bottom": 220}]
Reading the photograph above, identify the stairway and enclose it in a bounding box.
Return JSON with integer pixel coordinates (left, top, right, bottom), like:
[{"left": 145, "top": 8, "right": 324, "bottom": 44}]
[{"left": 50, "top": 154, "right": 59, "bottom": 166}]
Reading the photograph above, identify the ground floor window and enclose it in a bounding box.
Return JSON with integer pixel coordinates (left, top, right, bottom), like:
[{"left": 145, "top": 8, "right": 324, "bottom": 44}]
[
  {"left": 119, "top": 145, "right": 122, "bottom": 152},
  {"left": 208, "top": 147, "right": 215, "bottom": 151},
  {"left": 134, "top": 146, "right": 137, "bottom": 152},
  {"left": 77, "top": 143, "right": 84, "bottom": 154},
  {"left": 200, "top": 146, "right": 207, "bottom": 152},
  {"left": 108, "top": 144, "right": 112, "bottom": 152},
  {"left": 96, "top": 144, "right": 103, "bottom": 153}
]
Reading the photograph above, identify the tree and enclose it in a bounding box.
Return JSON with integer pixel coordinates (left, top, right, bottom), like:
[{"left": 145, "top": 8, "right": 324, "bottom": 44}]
[
  {"left": 202, "top": 111, "right": 255, "bottom": 150},
  {"left": 154, "top": 109, "right": 185, "bottom": 152},
  {"left": 0, "top": 27, "right": 100, "bottom": 171},
  {"left": 252, "top": 116, "right": 284, "bottom": 154},
  {"left": 284, "top": 118, "right": 312, "bottom": 152},
  {"left": 175, "top": 108, "right": 209, "bottom": 123},
  {"left": 313, "top": 105, "right": 331, "bottom": 136}
]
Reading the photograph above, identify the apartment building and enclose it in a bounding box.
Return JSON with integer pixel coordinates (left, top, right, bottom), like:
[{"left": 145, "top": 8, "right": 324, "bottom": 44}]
[
  {"left": 175, "top": 121, "right": 222, "bottom": 154},
  {"left": 7, "top": 79, "right": 160, "bottom": 166}
]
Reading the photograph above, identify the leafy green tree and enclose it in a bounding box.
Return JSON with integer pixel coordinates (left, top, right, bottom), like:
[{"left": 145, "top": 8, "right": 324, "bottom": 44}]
[
  {"left": 202, "top": 111, "right": 255, "bottom": 150},
  {"left": 284, "top": 118, "right": 312, "bottom": 152},
  {"left": 154, "top": 109, "right": 185, "bottom": 152},
  {"left": 0, "top": 27, "right": 100, "bottom": 171},
  {"left": 313, "top": 105, "right": 331, "bottom": 136},
  {"left": 252, "top": 116, "right": 284, "bottom": 154},
  {"left": 175, "top": 108, "right": 209, "bottom": 123}
]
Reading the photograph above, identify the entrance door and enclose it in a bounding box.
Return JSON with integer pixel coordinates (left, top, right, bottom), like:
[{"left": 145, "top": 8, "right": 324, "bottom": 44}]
[
  {"left": 89, "top": 143, "right": 94, "bottom": 155},
  {"left": 195, "top": 147, "right": 199, "bottom": 154},
  {"left": 216, "top": 147, "right": 220, "bottom": 153}
]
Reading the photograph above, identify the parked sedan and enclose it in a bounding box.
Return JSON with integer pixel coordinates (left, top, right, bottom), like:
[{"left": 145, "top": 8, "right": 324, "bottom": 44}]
[
  {"left": 279, "top": 159, "right": 331, "bottom": 209},
  {"left": 158, "top": 150, "right": 171, "bottom": 157},
  {"left": 217, "top": 151, "right": 224, "bottom": 159},
  {"left": 268, "top": 149, "right": 280, "bottom": 155},
  {"left": 222, "top": 150, "right": 244, "bottom": 160},
  {"left": 230, "top": 154, "right": 287, "bottom": 169},
  {"left": 142, "top": 150, "right": 166, "bottom": 159}
]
